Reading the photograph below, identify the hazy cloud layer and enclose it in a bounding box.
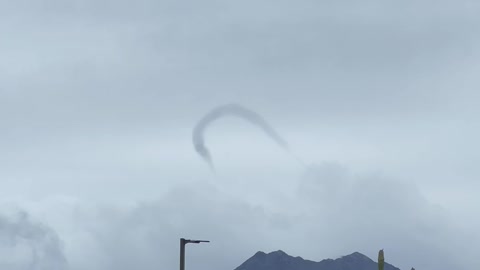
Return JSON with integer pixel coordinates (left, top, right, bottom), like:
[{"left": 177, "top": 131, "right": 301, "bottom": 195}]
[
  {"left": 1, "top": 1, "right": 480, "bottom": 270},
  {"left": 2, "top": 163, "right": 477, "bottom": 270}
]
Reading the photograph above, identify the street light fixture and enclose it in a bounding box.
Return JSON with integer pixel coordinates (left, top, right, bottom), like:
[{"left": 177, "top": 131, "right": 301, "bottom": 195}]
[{"left": 180, "top": 238, "right": 210, "bottom": 270}]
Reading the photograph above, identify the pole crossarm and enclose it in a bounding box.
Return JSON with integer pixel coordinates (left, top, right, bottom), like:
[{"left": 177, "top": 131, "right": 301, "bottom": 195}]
[
  {"left": 184, "top": 239, "right": 210, "bottom": 244},
  {"left": 180, "top": 238, "right": 210, "bottom": 270}
]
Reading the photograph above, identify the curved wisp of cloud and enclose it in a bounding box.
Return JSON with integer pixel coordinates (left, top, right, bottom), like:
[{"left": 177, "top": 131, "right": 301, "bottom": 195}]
[{"left": 192, "top": 103, "right": 290, "bottom": 170}]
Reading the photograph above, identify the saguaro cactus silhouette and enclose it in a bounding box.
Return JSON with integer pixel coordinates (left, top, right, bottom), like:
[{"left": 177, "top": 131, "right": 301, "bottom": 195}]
[{"left": 378, "top": 249, "right": 385, "bottom": 270}]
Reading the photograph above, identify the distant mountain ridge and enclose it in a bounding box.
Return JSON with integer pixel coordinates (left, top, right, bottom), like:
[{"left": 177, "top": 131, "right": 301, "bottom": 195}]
[{"left": 235, "top": 250, "right": 401, "bottom": 270}]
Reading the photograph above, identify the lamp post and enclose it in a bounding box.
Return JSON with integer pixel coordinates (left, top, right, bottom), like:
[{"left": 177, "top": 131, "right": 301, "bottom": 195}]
[{"left": 180, "top": 238, "right": 210, "bottom": 270}]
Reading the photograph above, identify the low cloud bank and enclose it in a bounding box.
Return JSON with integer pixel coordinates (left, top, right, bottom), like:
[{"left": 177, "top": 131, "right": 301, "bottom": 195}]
[{"left": 1, "top": 163, "right": 476, "bottom": 270}]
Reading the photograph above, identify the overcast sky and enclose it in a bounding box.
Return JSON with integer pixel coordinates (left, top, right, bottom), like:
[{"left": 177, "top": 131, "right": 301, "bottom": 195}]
[{"left": 1, "top": 1, "right": 480, "bottom": 270}]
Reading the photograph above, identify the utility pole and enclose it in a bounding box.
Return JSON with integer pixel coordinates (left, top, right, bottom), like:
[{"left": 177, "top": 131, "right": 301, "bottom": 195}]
[{"left": 180, "top": 238, "right": 210, "bottom": 270}]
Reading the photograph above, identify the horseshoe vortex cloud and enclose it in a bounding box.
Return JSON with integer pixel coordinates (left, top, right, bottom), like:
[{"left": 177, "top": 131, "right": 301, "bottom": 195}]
[{"left": 192, "top": 103, "right": 290, "bottom": 170}]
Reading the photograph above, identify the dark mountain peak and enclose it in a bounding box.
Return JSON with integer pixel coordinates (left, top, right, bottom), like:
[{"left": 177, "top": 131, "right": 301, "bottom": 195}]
[
  {"left": 267, "top": 250, "right": 288, "bottom": 257},
  {"left": 235, "top": 250, "right": 400, "bottom": 270},
  {"left": 253, "top": 251, "right": 267, "bottom": 257},
  {"left": 341, "top": 251, "right": 372, "bottom": 261},
  {"left": 235, "top": 250, "right": 315, "bottom": 270},
  {"left": 347, "top": 251, "right": 365, "bottom": 257}
]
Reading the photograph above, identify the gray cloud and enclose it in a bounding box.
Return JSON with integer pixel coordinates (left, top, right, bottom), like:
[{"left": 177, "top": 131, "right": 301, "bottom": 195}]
[
  {"left": 296, "top": 163, "right": 476, "bottom": 270},
  {"left": 0, "top": 211, "right": 68, "bottom": 270},
  {"left": 5, "top": 163, "right": 471, "bottom": 270},
  {"left": 1, "top": 1, "right": 479, "bottom": 270}
]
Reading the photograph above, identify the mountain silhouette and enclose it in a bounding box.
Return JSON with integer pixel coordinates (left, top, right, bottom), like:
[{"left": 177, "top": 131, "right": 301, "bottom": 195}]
[{"left": 235, "top": 250, "right": 401, "bottom": 270}]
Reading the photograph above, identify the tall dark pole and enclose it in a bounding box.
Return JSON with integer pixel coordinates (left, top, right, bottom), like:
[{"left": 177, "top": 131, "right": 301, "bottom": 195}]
[
  {"left": 180, "top": 238, "right": 186, "bottom": 270},
  {"left": 179, "top": 238, "right": 210, "bottom": 270}
]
